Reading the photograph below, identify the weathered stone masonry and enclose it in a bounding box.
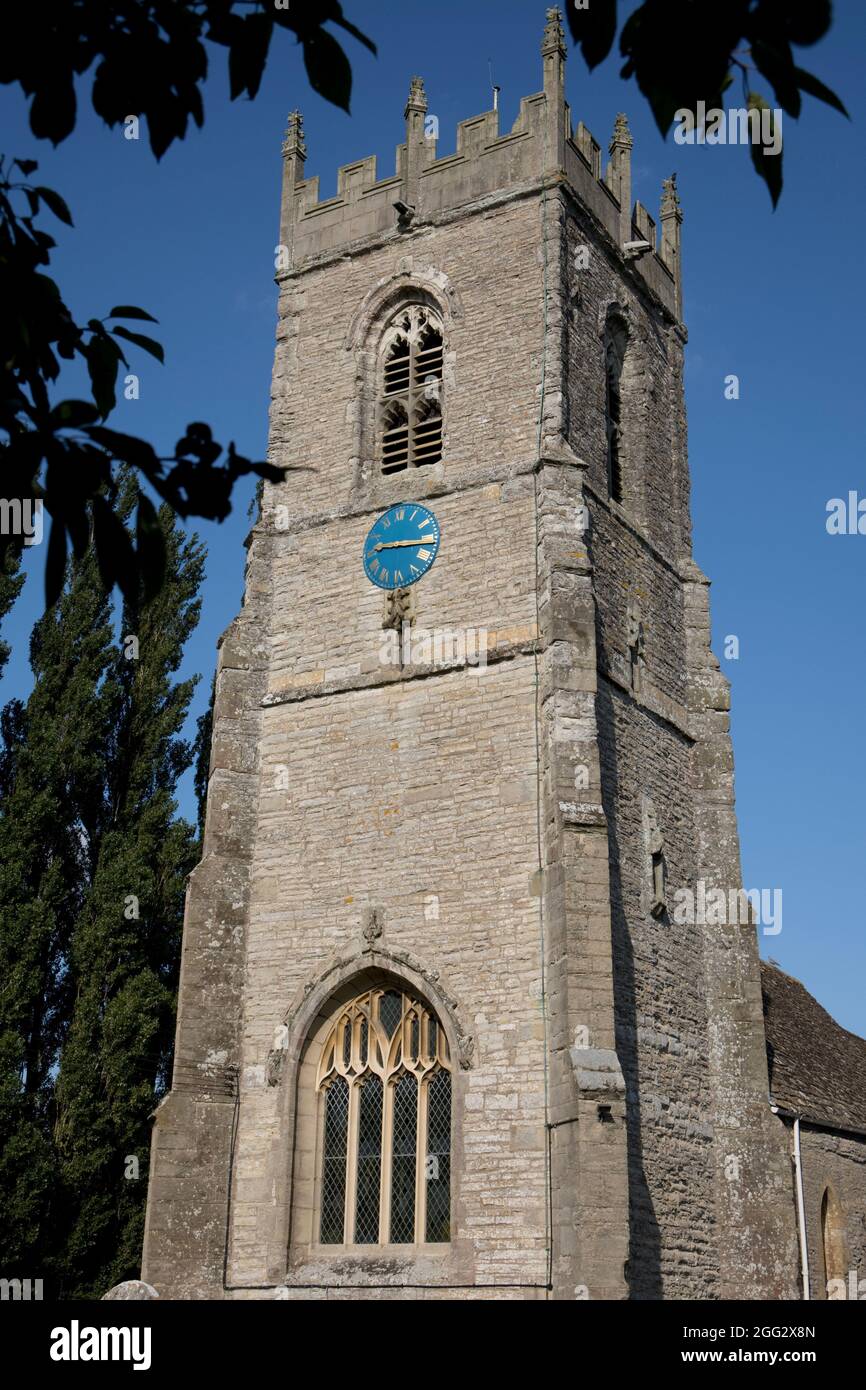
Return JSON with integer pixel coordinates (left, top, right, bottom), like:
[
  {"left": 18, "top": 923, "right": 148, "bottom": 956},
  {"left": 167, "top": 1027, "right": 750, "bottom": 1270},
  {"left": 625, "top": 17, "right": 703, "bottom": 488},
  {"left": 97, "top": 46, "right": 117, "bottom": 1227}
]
[{"left": 141, "top": 8, "right": 861, "bottom": 1302}]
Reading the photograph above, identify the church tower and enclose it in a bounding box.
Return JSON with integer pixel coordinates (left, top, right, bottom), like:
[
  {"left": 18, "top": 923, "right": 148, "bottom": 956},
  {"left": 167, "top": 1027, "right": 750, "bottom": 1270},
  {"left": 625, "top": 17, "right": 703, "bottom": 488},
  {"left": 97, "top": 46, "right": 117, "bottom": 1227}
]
[{"left": 142, "top": 9, "right": 799, "bottom": 1300}]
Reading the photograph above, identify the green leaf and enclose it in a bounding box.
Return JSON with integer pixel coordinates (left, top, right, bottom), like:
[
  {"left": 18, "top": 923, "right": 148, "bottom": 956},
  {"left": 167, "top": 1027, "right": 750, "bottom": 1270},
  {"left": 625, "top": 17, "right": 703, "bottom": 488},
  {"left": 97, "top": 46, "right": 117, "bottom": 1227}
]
[
  {"left": 13, "top": 158, "right": 38, "bottom": 176},
  {"left": 64, "top": 499, "right": 90, "bottom": 561},
  {"left": 303, "top": 29, "right": 352, "bottom": 113},
  {"left": 84, "top": 427, "right": 161, "bottom": 479},
  {"left": 135, "top": 493, "right": 167, "bottom": 603},
  {"left": 84, "top": 335, "right": 122, "bottom": 418},
  {"left": 566, "top": 0, "right": 618, "bottom": 70},
  {"left": 91, "top": 494, "right": 136, "bottom": 601},
  {"left": 784, "top": 0, "right": 832, "bottom": 46},
  {"left": 111, "top": 327, "right": 165, "bottom": 363},
  {"left": 228, "top": 12, "right": 273, "bottom": 101},
  {"left": 34, "top": 186, "right": 73, "bottom": 226},
  {"left": 620, "top": 1, "right": 744, "bottom": 137},
  {"left": 107, "top": 306, "right": 159, "bottom": 323},
  {"left": 748, "top": 93, "right": 783, "bottom": 208},
  {"left": 793, "top": 66, "right": 849, "bottom": 117},
  {"left": 50, "top": 399, "right": 100, "bottom": 429},
  {"left": 751, "top": 38, "right": 800, "bottom": 118},
  {"left": 30, "top": 72, "right": 77, "bottom": 145},
  {"left": 250, "top": 461, "right": 287, "bottom": 484},
  {"left": 329, "top": 7, "right": 377, "bottom": 56},
  {"left": 44, "top": 515, "right": 67, "bottom": 610},
  {"left": 145, "top": 93, "right": 188, "bottom": 161}
]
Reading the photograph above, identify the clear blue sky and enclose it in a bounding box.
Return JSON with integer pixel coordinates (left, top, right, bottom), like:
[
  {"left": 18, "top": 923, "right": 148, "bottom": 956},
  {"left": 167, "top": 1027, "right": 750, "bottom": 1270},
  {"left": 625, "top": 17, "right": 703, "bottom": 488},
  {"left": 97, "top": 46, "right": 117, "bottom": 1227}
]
[{"left": 1, "top": 2, "right": 863, "bottom": 1034}]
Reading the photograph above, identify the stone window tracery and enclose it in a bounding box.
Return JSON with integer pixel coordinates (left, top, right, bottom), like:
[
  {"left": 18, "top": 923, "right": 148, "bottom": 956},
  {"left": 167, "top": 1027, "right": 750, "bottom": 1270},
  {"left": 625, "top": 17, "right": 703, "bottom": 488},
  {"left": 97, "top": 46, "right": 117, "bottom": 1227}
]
[{"left": 316, "top": 986, "right": 452, "bottom": 1246}]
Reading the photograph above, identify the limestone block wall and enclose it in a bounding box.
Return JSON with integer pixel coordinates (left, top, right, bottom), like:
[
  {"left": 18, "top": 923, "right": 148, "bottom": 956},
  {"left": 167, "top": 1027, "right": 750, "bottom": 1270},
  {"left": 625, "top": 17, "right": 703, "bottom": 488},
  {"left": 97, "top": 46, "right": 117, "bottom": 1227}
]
[
  {"left": 558, "top": 167, "right": 797, "bottom": 1297},
  {"left": 141, "top": 537, "right": 272, "bottom": 1300},
  {"left": 264, "top": 482, "right": 538, "bottom": 701},
  {"left": 269, "top": 197, "right": 542, "bottom": 529},
  {"left": 596, "top": 686, "right": 716, "bottom": 1298},
  {"left": 230, "top": 661, "right": 548, "bottom": 1292},
  {"left": 221, "top": 183, "right": 560, "bottom": 1295},
  {"left": 563, "top": 209, "right": 688, "bottom": 558},
  {"left": 799, "top": 1128, "right": 866, "bottom": 1299},
  {"left": 556, "top": 172, "right": 722, "bottom": 1296},
  {"left": 590, "top": 507, "right": 688, "bottom": 711}
]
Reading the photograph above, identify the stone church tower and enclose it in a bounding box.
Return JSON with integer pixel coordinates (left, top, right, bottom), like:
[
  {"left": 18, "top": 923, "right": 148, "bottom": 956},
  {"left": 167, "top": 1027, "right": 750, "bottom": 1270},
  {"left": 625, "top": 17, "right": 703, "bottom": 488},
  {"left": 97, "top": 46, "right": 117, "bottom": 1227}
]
[{"left": 142, "top": 10, "right": 799, "bottom": 1300}]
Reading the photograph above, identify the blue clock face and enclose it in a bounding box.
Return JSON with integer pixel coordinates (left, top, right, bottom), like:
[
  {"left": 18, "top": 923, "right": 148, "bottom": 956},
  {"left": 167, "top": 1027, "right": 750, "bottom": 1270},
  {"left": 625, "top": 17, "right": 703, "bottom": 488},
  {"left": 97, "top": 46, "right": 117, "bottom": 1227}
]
[{"left": 363, "top": 503, "right": 441, "bottom": 590}]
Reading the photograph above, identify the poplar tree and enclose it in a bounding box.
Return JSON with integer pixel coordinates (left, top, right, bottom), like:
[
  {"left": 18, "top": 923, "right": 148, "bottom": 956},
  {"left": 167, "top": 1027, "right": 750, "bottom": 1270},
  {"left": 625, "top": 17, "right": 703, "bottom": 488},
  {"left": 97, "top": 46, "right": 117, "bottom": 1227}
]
[
  {"left": 53, "top": 502, "right": 204, "bottom": 1297},
  {"left": 0, "top": 543, "right": 116, "bottom": 1277},
  {"left": 0, "top": 546, "right": 24, "bottom": 680},
  {"left": 0, "top": 490, "right": 206, "bottom": 1295}
]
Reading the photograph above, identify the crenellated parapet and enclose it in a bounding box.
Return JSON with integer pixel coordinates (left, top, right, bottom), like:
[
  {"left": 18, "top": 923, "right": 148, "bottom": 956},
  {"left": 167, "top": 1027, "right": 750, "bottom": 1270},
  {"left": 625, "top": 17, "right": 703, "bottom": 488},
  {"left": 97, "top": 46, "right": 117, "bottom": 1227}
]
[{"left": 277, "top": 7, "right": 683, "bottom": 321}]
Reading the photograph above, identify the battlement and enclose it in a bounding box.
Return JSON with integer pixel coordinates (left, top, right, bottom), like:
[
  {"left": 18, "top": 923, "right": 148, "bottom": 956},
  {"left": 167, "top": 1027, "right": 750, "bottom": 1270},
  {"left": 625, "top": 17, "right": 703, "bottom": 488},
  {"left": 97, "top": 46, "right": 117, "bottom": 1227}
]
[{"left": 278, "top": 8, "right": 682, "bottom": 320}]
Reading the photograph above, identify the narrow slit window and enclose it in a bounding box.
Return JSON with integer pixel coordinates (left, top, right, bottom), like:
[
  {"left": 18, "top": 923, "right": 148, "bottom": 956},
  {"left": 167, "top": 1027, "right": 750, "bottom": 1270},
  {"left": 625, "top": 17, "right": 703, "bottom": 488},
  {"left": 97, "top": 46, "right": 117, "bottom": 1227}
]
[
  {"left": 629, "top": 618, "right": 645, "bottom": 694},
  {"left": 651, "top": 850, "right": 666, "bottom": 918}
]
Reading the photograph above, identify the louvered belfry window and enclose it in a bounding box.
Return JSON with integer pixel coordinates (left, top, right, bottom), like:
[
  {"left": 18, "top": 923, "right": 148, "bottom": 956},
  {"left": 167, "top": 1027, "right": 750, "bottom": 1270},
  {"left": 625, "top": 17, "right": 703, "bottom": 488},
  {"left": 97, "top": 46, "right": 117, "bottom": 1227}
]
[
  {"left": 380, "top": 306, "right": 444, "bottom": 475},
  {"left": 316, "top": 987, "right": 452, "bottom": 1246}
]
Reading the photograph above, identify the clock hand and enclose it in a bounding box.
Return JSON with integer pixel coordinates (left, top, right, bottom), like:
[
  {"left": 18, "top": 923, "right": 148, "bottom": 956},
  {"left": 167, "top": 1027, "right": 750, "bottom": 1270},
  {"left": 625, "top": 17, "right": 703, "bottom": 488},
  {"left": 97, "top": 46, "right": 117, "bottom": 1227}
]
[{"left": 373, "top": 537, "right": 436, "bottom": 551}]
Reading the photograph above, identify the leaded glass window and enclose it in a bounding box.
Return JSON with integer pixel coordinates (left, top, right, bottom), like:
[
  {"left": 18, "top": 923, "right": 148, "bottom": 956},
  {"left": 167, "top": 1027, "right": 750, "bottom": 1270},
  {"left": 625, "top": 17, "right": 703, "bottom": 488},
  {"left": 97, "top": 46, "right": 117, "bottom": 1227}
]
[
  {"left": 390, "top": 1073, "right": 418, "bottom": 1243},
  {"left": 316, "top": 987, "right": 452, "bottom": 1246},
  {"left": 319, "top": 1076, "right": 349, "bottom": 1244},
  {"left": 355, "top": 1076, "right": 383, "bottom": 1243},
  {"left": 425, "top": 1070, "right": 451, "bottom": 1243}
]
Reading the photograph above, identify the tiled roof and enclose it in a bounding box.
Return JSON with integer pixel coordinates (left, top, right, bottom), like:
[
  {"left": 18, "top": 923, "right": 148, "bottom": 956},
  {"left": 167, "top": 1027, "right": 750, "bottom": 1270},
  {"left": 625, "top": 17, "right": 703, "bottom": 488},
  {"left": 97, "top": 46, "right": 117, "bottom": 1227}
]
[{"left": 761, "top": 961, "right": 866, "bottom": 1133}]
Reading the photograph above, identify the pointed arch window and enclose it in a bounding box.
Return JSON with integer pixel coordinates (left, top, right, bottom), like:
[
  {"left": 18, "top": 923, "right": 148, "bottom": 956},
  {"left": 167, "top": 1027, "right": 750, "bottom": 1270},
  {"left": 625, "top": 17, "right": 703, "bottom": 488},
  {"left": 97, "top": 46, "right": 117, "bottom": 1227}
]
[
  {"left": 379, "top": 306, "right": 444, "bottom": 474},
  {"left": 316, "top": 986, "right": 451, "bottom": 1246},
  {"left": 604, "top": 313, "right": 629, "bottom": 503}
]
